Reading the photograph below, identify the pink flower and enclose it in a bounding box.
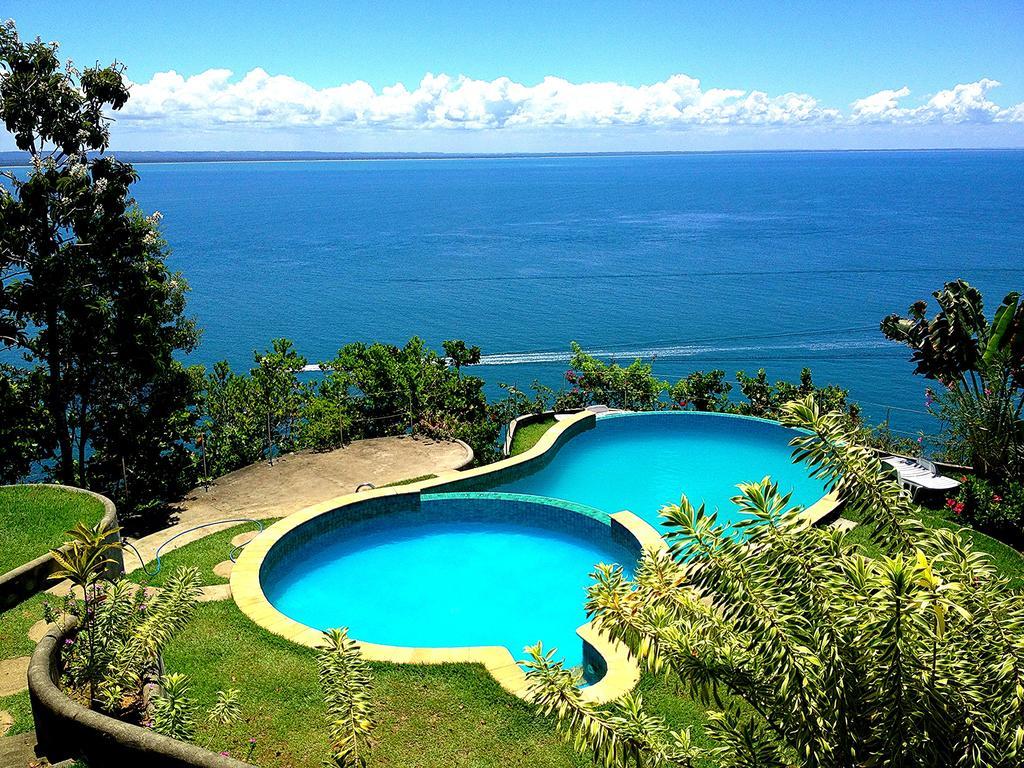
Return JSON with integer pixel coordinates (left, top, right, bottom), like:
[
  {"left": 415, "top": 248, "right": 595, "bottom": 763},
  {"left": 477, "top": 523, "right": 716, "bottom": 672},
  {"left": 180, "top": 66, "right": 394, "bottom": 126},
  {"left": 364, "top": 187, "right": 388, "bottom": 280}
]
[
  {"left": 917, "top": 436, "right": 923, "bottom": 443},
  {"left": 993, "top": 495, "right": 1002, "bottom": 504},
  {"left": 954, "top": 502, "right": 965, "bottom": 515},
  {"left": 946, "top": 498, "right": 956, "bottom": 509}
]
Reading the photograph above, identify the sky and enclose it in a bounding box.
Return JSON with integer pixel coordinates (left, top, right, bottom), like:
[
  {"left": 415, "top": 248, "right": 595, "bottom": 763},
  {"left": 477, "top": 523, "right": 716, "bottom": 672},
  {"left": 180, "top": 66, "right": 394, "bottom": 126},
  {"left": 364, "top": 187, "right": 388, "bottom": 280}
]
[{"left": 3, "top": 0, "right": 1024, "bottom": 152}]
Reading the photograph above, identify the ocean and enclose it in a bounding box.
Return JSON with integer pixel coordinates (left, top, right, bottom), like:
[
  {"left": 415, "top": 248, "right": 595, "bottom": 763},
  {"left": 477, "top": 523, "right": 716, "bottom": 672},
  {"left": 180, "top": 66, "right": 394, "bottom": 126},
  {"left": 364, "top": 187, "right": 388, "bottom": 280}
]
[{"left": 111, "top": 150, "right": 1024, "bottom": 437}]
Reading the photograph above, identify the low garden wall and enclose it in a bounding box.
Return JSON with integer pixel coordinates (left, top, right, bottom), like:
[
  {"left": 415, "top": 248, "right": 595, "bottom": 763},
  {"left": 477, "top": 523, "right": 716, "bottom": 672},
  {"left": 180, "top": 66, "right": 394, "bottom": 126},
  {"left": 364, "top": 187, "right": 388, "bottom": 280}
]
[
  {"left": 0, "top": 484, "right": 123, "bottom": 610},
  {"left": 29, "top": 617, "right": 253, "bottom": 768}
]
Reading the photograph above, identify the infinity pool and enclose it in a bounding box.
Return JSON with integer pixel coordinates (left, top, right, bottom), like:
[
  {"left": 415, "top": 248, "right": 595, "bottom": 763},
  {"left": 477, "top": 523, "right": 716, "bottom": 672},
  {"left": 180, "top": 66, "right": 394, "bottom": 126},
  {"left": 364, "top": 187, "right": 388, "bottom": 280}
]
[
  {"left": 252, "top": 411, "right": 829, "bottom": 678},
  {"left": 262, "top": 494, "right": 637, "bottom": 670},
  {"left": 495, "top": 412, "right": 829, "bottom": 527}
]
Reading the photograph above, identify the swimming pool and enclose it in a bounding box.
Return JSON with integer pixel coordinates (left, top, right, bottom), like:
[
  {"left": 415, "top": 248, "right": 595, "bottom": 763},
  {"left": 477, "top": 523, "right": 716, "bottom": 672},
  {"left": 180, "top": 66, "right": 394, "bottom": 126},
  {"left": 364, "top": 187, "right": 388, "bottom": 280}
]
[
  {"left": 259, "top": 493, "right": 641, "bottom": 673},
  {"left": 493, "top": 412, "right": 830, "bottom": 528},
  {"left": 235, "top": 410, "right": 836, "bottom": 701}
]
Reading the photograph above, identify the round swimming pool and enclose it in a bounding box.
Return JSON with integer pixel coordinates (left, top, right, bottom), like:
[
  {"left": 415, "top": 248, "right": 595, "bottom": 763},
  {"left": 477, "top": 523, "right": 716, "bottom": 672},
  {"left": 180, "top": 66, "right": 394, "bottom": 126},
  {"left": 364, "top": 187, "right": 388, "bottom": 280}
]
[
  {"left": 260, "top": 493, "right": 638, "bottom": 671},
  {"left": 494, "top": 412, "right": 829, "bottom": 527}
]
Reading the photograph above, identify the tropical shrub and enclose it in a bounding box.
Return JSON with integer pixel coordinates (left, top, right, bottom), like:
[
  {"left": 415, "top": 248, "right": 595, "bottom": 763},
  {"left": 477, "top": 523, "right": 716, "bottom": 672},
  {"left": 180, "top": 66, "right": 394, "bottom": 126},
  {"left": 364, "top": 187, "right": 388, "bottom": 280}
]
[
  {"left": 151, "top": 677, "right": 242, "bottom": 747},
  {"left": 952, "top": 474, "right": 1024, "bottom": 546},
  {"left": 734, "top": 367, "right": 860, "bottom": 422},
  {"left": 564, "top": 342, "right": 668, "bottom": 410},
  {"left": 317, "top": 628, "right": 376, "bottom": 768},
  {"left": 196, "top": 339, "right": 308, "bottom": 477},
  {"left": 669, "top": 369, "right": 732, "bottom": 411},
  {"left": 882, "top": 279, "right": 1024, "bottom": 478},
  {"left": 49, "top": 525, "right": 205, "bottom": 718},
  {"left": 526, "top": 396, "right": 1024, "bottom": 768}
]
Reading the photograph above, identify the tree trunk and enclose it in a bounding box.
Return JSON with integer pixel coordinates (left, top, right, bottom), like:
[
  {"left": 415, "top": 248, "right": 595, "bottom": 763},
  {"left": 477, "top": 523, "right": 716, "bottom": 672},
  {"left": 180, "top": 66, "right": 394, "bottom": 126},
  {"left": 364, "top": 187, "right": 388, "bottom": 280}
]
[{"left": 46, "top": 306, "right": 75, "bottom": 485}]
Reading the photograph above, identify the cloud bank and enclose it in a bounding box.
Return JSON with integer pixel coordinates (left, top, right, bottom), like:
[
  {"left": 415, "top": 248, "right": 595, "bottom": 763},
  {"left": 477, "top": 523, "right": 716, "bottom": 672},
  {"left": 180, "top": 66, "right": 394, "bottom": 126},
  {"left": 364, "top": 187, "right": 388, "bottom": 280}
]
[{"left": 118, "top": 69, "right": 1024, "bottom": 134}]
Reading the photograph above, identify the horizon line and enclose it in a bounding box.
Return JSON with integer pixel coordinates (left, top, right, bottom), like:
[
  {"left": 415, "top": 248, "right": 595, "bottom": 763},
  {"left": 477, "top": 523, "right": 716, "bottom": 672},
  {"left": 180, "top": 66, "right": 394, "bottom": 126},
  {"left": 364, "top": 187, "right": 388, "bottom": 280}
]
[{"left": 1, "top": 146, "right": 1022, "bottom": 167}]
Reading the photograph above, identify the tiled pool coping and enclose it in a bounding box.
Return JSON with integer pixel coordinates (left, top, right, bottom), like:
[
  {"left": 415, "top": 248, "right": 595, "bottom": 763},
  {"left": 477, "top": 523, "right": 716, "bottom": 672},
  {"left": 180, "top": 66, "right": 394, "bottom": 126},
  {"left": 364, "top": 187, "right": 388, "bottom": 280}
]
[{"left": 232, "top": 410, "right": 841, "bottom": 705}]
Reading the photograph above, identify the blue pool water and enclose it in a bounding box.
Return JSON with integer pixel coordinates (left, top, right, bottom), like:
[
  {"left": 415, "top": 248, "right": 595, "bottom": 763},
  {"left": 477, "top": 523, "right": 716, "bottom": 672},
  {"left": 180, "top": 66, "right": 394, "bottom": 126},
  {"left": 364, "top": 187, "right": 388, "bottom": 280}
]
[
  {"left": 263, "top": 495, "right": 636, "bottom": 669},
  {"left": 495, "top": 412, "right": 830, "bottom": 528}
]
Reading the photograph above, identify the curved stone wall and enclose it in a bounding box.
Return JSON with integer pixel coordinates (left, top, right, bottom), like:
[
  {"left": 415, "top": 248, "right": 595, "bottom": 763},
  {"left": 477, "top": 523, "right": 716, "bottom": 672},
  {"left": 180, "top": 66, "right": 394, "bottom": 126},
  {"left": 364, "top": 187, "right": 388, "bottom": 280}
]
[
  {"left": 28, "top": 617, "right": 252, "bottom": 768},
  {"left": 0, "top": 484, "right": 123, "bottom": 610}
]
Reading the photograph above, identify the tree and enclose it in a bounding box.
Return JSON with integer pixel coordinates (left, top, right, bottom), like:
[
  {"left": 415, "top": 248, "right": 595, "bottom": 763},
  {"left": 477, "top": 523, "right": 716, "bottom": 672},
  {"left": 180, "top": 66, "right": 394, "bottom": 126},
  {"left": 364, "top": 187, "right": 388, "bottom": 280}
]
[
  {"left": 565, "top": 342, "right": 668, "bottom": 410},
  {"left": 0, "top": 22, "right": 200, "bottom": 516},
  {"left": 526, "top": 396, "right": 1024, "bottom": 768},
  {"left": 669, "top": 369, "right": 732, "bottom": 411},
  {"left": 882, "top": 280, "right": 1024, "bottom": 477},
  {"left": 318, "top": 628, "right": 376, "bottom": 768},
  {"left": 0, "top": 362, "right": 45, "bottom": 482}
]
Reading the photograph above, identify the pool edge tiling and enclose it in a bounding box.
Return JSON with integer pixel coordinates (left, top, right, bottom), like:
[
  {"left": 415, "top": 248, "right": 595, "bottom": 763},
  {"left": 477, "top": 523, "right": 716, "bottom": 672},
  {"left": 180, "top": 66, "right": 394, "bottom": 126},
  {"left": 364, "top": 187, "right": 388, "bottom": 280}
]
[{"left": 231, "top": 410, "right": 841, "bottom": 704}]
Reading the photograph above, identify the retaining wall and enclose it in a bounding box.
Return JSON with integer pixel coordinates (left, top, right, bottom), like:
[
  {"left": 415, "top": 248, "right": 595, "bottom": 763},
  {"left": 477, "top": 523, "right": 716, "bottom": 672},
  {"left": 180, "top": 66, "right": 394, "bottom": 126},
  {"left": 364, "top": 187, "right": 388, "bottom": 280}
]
[{"left": 0, "top": 484, "right": 123, "bottom": 610}]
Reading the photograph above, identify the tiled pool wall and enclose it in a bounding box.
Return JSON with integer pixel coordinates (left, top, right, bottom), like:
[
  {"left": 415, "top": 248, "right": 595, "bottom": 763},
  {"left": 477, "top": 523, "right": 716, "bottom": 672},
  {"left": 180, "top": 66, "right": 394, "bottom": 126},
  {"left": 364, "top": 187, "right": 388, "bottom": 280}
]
[{"left": 260, "top": 489, "right": 640, "bottom": 588}]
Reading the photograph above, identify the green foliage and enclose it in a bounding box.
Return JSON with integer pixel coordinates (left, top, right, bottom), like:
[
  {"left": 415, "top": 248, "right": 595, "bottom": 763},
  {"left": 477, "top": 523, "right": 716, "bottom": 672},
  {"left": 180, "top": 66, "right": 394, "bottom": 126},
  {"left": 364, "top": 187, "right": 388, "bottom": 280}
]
[
  {"left": 196, "top": 340, "right": 307, "bottom": 477},
  {"left": 669, "top": 369, "right": 732, "bottom": 412},
  {"left": 882, "top": 280, "right": 1024, "bottom": 478},
  {"left": 317, "top": 628, "right": 376, "bottom": 768},
  {"left": 0, "top": 23, "right": 201, "bottom": 517},
  {"left": 529, "top": 396, "right": 1024, "bottom": 768},
  {"left": 952, "top": 475, "right": 1024, "bottom": 546},
  {"left": 734, "top": 367, "right": 859, "bottom": 422},
  {"left": 208, "top": 687, "right": 242, "bottom": 727},
  {"left": 59, "top": 564, "right": 202, "bottom": 715},
  {"left": 523, "top": 644, "right": 699, "bottom": 768},
  {"left": 49, "top": 520, "right": 122, "bottom": 593},
  {"left": 152, "top": 672, "right": 198, "bottom": 742},
  {"left": 0, "top": 364, "right": 45, "bottom": 482},
  {"left": 564, "top": 342, "right": 668, "bottom": 410}
]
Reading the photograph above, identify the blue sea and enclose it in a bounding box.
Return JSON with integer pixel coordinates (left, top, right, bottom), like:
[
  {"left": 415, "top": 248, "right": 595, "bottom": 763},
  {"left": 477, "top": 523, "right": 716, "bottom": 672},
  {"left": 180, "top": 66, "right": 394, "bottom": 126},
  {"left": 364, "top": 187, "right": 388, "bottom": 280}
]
[{"left": 111, "top": 151, "right": 1024, "bottom": 437}]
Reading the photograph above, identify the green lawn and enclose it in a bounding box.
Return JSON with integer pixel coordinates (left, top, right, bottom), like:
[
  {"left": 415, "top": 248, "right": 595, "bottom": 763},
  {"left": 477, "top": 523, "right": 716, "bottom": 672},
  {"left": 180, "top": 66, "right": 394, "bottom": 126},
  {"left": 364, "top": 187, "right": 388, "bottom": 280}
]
[
  {"left": 126, "top": 520, "right": 274, "bottom": 587},
  {"left": 381, "top": 474, "right": 437, "bottom": 488},
  {"left": 510, "top": 416, "right": 557, "bottom": 456},
  {"left": 841, "top": 505, "right": 1024, "bottom": 589},
  {"left": 162, "top": 599, "right": 720, "bottom": 768},
  {"left": 0, "top": 485, "right": 104, "bottom": 575},
  {"left": 0, "top": 592, "right": 50, "bottom": 736}
]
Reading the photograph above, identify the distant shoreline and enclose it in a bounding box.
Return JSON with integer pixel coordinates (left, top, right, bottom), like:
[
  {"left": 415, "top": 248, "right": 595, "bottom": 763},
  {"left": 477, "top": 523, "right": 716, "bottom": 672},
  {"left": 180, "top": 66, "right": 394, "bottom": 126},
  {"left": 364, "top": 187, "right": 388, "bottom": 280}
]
[{"left": 1, "top": 146, "right": 1022, "bottom": 167}]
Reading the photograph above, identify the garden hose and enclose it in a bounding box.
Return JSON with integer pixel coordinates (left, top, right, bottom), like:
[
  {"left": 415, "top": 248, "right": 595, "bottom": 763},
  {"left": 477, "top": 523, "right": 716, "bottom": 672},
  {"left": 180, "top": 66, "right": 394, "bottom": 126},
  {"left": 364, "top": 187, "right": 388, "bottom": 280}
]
[{"left": 121, "top": 518, "right": 264, "bottom": 580}]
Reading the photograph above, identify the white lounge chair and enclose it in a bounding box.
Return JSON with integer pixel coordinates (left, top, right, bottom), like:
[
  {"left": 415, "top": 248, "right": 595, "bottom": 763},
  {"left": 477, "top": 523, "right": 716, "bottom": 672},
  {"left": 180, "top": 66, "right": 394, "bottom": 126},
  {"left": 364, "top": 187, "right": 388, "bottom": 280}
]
[{"left": 881, "top": 456, "right": 961, "bottom": 501}]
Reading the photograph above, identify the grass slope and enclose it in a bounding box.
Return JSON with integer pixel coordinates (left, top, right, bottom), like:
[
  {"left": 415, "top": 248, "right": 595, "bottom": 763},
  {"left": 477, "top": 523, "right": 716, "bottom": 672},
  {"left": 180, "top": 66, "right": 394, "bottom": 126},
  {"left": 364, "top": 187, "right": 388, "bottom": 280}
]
[
  {"left": 510, "top": 416, "right": 557, "bottom": 456},
  {"left": 126, "top": 520, "right": 274, "bottom": 587},
  {"left": 841, "top": 505, "right": 1024, "bottom": 589},
  {"left": 0, "top": 485, "right": 104, "bottom": 574}
]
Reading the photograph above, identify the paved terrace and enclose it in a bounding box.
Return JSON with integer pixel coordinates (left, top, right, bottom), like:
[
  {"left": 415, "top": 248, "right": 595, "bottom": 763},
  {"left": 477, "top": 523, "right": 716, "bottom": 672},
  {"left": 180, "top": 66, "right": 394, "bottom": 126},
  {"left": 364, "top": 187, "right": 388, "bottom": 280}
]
[{"left": 121, "top": 435, "right": 472, "bottom": 576}]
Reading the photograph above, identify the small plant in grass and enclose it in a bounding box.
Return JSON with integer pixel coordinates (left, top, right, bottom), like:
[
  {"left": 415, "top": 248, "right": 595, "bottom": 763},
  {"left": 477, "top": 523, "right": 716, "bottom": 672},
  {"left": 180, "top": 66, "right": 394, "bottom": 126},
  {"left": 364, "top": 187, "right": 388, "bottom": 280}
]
[
  {"left": 151, "top": 676, "right": 243, "bottom": 749},
  {"left": 152, "top": 672, "right": 197, "bottom": 741},
  {"left": 317, "top": 628, "right": 376, "bottom": 768}
]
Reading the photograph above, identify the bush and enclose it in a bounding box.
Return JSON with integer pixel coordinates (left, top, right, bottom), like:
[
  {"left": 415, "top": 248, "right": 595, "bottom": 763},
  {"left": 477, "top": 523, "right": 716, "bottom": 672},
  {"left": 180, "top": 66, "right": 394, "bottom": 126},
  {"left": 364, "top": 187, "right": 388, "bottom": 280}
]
[{"left": 951, "top": 475, "right": 1024, "bottom": 546}]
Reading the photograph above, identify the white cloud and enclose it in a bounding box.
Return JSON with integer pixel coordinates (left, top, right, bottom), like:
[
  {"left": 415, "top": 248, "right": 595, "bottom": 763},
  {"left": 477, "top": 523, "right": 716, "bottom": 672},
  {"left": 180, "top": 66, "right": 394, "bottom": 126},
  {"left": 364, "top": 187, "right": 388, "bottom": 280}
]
[
  {"left": 104, "top": 69, "right": 1024, "bottom": 149},
  {"left": 851, "top": 79, "right": 1023, "bottom": 125},
  {"left": 119, "top": 70, "right": 857, "bottom": 131}
]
